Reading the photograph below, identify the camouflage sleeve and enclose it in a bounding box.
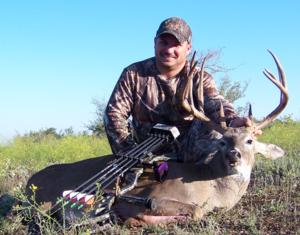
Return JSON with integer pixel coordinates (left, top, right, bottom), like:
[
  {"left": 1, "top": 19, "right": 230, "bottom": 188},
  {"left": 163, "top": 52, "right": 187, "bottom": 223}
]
[
  {"left": 104, "top": 69, "right": 136, "bottom": 154},
  {"left": 195, "top": 72, "right": 238, "bottom": 124}
]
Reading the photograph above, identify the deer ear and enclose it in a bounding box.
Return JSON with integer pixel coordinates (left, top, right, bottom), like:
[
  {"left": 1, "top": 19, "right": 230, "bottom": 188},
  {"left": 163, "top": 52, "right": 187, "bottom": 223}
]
[{"left": 255, "top": 142, "right": 285, "bottom": 160}]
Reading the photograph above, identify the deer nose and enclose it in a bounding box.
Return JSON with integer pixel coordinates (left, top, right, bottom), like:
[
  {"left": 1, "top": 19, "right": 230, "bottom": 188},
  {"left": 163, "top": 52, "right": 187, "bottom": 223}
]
[
  {"left": 229, "top": 149, "right": 241, "bottom": 159},
  {"left": 227, "top": 149, "right": 241, "bottom": 167}
]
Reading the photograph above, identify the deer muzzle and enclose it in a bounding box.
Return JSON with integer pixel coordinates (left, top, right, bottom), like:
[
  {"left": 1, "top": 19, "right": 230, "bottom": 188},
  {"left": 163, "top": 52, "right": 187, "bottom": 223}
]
[{"left": 227, "top": 149, "right": 241, "bottom": 167}]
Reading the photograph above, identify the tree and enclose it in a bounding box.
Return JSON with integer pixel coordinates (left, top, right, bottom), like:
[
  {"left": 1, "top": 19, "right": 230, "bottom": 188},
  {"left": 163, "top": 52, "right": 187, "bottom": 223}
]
[
  {"left": 196, "top": 49, "right": 249, "bottom": 115},
  {"left": 86, "top": 99, "right": 106, "bottom": 137},
  {"left": 24, "top": 127, "right": 60, "bottom": 142},
  {"left": 218, "top": 76, "right": 248, "bottom": 104},
  {"left": 24, "top": 127, "right": 77, "bottom": 142}
]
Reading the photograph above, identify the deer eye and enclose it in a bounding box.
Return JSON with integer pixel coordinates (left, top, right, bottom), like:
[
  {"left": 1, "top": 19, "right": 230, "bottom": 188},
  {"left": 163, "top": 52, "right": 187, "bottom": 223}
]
[{"left": 246, "top": 139, "right": 253, "bottom": 145}]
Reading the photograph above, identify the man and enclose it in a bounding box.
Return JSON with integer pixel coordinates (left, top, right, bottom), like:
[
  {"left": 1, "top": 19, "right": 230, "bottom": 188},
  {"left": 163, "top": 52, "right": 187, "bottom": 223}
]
[{"left": 104, "top": 17, "right": 249, "bottom": 156}]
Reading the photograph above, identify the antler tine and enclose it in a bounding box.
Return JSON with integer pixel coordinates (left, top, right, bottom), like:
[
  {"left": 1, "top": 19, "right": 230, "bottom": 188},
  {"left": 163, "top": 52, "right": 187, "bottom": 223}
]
[
  {"left": 267, "top": 49, "right": 287, "bottom": 106},
  {"left": 248, "top": 103, "right": 253, "bottom": 121},
  {"left": 198, "top": 56, "right": 206, "bottom": 112},
  {"left": 189, "top": 50, "right": 197, "bottom": 75},
  {"left": 189, "top": 52, "right": 197, "bottom": 109},
  {"left": 219, "top": 102, "right": 227, "bottom": 129},
  {"left": 267, "top": 49, "right": 286, "bottom": 87},
  {"left": 188, "top": 51, "right": 197, "bottom": 111},
  {"left": 180, "top": 51, "right": 211, "bottom": 122},
  {"left": 255, "top": 50, "right": 288, "bottom": 130}
]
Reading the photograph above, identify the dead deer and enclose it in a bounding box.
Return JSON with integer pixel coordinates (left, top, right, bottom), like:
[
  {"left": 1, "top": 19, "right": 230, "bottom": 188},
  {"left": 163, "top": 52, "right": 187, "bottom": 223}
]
[{"left": 25, "top": 50, "right": 288, "bottom": 226}]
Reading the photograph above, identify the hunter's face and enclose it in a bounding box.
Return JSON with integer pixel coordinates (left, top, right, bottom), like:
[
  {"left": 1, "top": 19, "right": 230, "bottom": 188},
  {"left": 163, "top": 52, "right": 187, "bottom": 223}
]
[{"left": 155, "top": 34, "right": 191, "bottom": 73}]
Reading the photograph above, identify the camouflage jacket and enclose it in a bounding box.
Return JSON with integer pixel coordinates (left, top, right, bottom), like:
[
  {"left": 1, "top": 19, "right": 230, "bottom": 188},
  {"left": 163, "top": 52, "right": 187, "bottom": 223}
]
[{"left": 104, "top": 57, "right": 237, "bottom": 154}]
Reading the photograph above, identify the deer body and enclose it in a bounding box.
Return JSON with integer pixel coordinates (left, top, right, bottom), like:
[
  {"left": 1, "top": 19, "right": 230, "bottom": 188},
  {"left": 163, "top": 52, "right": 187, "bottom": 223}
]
[
  {"left": 26, "top": 154, "right": 250, "bottom": 223},
  {"left": 26, "top": 126, "right": 284, "bottom": 224}
]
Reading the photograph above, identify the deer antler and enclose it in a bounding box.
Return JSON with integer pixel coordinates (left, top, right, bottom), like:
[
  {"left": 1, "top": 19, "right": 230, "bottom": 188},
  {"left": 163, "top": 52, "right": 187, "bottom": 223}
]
[
  {"left": 180, "top": 51, "right": 210, "bottom": 122},
  {"left": 255, "top": 50, "right": 288, "bottom": 130},
  {"left": 179, "top": 51, "right": 227, "bottom": 132}
]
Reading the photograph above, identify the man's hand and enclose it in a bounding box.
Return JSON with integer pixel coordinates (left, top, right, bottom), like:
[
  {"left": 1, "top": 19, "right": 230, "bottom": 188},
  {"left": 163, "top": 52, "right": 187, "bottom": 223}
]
[
  {"left": 230, "top": 117, "right": 252, "bottom": 128},
  {"left": 230, "top": 117, "right": 262, "bottom": 135}
]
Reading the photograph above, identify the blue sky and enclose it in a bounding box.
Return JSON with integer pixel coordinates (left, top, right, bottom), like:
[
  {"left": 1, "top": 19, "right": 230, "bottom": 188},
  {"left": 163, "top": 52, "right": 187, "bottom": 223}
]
[{"left": 0, "top": 1, "right": 299, "bottom": 141}]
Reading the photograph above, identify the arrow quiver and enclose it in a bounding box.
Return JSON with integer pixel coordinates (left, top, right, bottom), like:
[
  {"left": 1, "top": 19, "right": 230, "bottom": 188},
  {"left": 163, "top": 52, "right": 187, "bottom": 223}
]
[{"left": 50, "top": 124, "right": 180, "bottom": 228}]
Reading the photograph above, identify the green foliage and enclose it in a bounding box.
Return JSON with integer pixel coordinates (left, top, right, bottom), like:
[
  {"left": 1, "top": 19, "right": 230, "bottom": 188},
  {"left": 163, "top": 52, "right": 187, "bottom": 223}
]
[
  {"left": 218, "top": 76, "right": 248, "bottom": 104},
  {"left": 0, "top": 134, "right": 112, "bottom": 195},
  {"left": 86, "top": 99, "right": 107, "bottom": 137},
  {"left": 216, "top": 76, "right": 250, "bottom": 116},
  {"left": 195, "top": 49, "right": 249, "bottom": 105}
]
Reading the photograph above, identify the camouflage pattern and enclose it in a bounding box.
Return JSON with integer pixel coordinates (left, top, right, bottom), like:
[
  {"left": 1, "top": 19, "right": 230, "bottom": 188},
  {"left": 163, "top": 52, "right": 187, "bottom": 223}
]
[
  {"left": 156, "top": 17, "right": 192, "bottom": 44},
  {"left": 104, "top": 57, "right": 238, "bottom": 154},
  {"left": 179, "top": 120, "right": 224, "bottom": 162}
]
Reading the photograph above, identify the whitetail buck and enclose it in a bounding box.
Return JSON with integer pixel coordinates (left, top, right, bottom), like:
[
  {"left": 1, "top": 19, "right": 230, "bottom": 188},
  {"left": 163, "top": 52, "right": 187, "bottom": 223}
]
[{"left": 25, "top": 50, "right": 288, "bottom": 226}]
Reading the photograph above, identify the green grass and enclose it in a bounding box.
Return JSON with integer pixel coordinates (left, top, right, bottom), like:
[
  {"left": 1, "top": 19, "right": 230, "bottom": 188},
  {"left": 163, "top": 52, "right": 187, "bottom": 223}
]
[
  {"left": 0, "top": 120, "right": 299, "bottom": 234},
  {"left": 0, "top": 134, "right": 112, "bottom": 195},
  {"left": 0, "top": 134, "right": 111, "bottom": 171}
]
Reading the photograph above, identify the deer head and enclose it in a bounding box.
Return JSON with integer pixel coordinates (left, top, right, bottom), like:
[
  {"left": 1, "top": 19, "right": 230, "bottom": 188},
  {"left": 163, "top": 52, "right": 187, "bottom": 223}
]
[{"left": 180, "top": 50, "right": 288, "bottom": 179}]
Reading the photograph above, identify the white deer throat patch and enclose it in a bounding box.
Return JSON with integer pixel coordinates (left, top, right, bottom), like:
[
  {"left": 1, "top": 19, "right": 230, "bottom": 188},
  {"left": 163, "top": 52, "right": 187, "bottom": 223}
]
[{"left": 234, "top": 164, "right": 252, "bottom": 182}]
